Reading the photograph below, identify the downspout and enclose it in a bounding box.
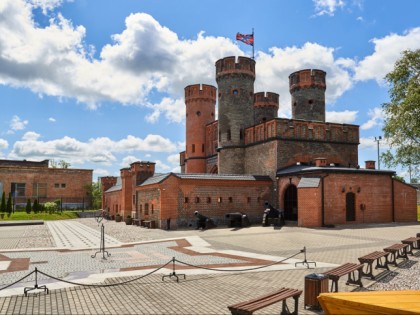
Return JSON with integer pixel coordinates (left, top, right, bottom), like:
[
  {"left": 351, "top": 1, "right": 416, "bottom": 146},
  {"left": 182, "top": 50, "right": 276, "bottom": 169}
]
[
  {"left": 321, "top": 176, "right": 325, "bottom": 227},
  {"left": 321, "top": 174, "right": 329, "bottom": 227},
  {"left": 391, "top": 177, "right": 395, "bottom": 222}
]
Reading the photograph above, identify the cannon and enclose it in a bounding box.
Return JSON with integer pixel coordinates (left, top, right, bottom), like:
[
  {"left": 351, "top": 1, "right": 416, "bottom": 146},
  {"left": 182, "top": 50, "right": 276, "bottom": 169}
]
[
  {"left": 194, "top": 211, "right": 216, "bottom": 230},
  {"left": 226, "top": 212, "right": 250, "bottom": 228},
  {"left": 262, "top": 202, "right": 285, "bottom": 227}
]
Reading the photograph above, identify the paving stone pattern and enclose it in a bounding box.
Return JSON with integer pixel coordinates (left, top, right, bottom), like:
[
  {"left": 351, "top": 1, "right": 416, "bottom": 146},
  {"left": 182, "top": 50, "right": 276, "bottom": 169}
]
[{"left": 0, "top": 219, "right": 419, "bottom": 314}]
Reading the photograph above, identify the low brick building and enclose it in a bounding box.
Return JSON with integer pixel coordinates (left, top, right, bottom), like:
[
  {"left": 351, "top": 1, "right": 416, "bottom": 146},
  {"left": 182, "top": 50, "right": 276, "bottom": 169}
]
[
  {"left": 0, "top": 159, "right": 93, "bottom": 209},
  {"left": 102, "top": 55, "right": 417, "bottom": 229}
]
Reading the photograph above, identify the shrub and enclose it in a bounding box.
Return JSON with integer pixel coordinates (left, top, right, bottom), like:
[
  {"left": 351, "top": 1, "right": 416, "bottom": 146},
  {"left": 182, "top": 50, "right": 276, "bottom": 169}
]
[
  {"left": 44, "top": 202, "right": 58, "bottom": 214},
  {"left": 26, "top": 199, "right": 32, "bottom": 214},
  {"left": 0, "top": 192, "right": 6, "bottom": 213},
  {"left": 6, "top": 193, "right": 12, "bottom": 215}
]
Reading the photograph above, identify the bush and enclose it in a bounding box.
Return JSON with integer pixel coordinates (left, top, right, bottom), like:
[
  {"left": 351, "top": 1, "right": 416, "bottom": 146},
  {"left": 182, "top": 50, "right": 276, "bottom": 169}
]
[
  {"left": 26, "top": 199, "right": 32, "bottom": 214},
  {"left": 0, "top": 192, "right": 6, "bottom": 213},
  {"left": 44, "top": 202, "right": 58, "bottom": 214}
]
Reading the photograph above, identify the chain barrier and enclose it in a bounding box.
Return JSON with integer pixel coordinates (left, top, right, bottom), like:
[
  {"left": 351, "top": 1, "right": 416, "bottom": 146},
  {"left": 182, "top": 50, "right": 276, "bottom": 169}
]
[{"left": 0, "top": 247, "right": 312, "bottom": 296}]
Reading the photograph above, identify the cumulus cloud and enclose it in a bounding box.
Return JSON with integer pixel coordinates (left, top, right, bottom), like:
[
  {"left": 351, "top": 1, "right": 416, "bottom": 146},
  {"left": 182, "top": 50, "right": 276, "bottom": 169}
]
[
  {"left": 7, "top": 115, "right": 28, "bottom": 134},
  {"left": 360, "top": 107, "right": 384, "bottom": 130},
  {"left": 0, "top": 139, "right": 9, "bottom": 150},
  {"left": 49, "top": 117, "right": 56, "bottom": 122},
  {"left": 326, "top": 110, "right": 358, "bottom": 124},
  {"left": 354, "top": 27, "right": 420, "bottom": 82},
  {"left": 313, "top": 0, "right": 345, "bottom": 16},
  {"left": 255, "top": 43, "right": 353, "bottom": 117},
  {"left": 9, "top": 132, "right": 178, "bottom": 165}
]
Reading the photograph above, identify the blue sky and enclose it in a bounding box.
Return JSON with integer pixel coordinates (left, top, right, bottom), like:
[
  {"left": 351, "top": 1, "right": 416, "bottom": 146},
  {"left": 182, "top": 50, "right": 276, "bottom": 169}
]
[{"left": 1, "top": 0, "right": 419, "bottom": 181}]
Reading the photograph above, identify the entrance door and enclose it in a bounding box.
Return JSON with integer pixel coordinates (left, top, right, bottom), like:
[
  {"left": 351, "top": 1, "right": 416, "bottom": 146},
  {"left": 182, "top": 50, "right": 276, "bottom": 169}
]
[
  {"left": 346, "top": 192, "right": 356, "bottom": 221},
  {"left": 284, "top": 185, "right": 298, "bottom": 221}
]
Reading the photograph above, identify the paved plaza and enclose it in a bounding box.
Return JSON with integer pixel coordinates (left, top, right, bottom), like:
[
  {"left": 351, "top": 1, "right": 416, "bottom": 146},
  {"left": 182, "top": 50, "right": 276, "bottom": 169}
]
[{"left": 0, "top": 219, "right": 418, "bottom": 314}]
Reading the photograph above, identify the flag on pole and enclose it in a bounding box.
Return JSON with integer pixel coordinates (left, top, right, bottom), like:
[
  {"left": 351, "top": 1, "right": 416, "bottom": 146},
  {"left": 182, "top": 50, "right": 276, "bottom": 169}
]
[{"left": 236, "top": 33, "right": 254, "bottom": 46}]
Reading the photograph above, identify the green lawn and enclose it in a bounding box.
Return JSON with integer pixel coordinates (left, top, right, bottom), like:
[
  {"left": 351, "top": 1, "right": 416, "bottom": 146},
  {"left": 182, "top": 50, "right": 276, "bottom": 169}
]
[
  {"left": 0, "top": 211, "right": 84, "bottom": 221},
  {"left": 418, "top": 205, "right": 420, "bottom": 221}
]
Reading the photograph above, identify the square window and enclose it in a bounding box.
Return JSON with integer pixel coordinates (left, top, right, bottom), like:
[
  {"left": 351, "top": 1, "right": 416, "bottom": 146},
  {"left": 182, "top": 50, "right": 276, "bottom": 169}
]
[
  {"left": 184, "top": 197, "right": 189, "bottom": 203},
  {"left": 61, "top": 183, "right": 66, "bottom": 188},
  {"left": 229, "top": 197, "right": 233, "bottom": 203},
  {"left": 54, "top": 183, "right": 59, "bottom": 188}
]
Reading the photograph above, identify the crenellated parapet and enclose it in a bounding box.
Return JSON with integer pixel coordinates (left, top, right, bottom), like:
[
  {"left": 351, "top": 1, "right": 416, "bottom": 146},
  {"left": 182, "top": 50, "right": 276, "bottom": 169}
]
[
  {"left": 215, "top": 56, "right": 256, "bottom": 80},
  {"left": 184, "top": 84, "right": 217, "bottom": 104},
  {"left": 245, "top": 118, "right": 359, "bottom": 145},
  {"left": 254, "top": 92, "right": 279, "bottom": 109},
  {"left": 289, "top": 69, "right": 326, "bottom": 92}
]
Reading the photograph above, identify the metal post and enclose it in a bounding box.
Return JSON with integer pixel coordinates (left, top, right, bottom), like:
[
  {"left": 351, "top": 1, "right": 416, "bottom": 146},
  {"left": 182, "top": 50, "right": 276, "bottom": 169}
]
[{"left": 374, "top": 136, "right": 382, "bottom": 169}]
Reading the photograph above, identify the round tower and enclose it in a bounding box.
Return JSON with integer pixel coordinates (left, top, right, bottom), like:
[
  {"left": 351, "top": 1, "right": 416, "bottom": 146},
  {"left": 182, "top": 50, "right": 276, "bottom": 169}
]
[
  {"left": 289, "top": 69, "right": 326, "bottom": 122},
  {"left": 216, "top": 56, "right": 256, "bottom": 174},
  {"left": 184, "top": 84, "right": 216, "bottom": 173},
  {"left": 253, "top": 92, "right": 279, "bottom": 124}
]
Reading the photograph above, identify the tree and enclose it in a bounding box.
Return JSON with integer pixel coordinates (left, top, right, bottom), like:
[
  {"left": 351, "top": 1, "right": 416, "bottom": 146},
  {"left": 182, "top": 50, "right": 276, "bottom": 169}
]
[
  {"left": 6, "top": 193, "right": 12, "bottom": 215},
  {"left": 0, "top": 192, "right": 6, "bottom": 213},
  {"left": 382, "top": 49, "right": 420, "bottom": 181},
  {"left": 26, "top": 199, "right": 32, "bottom": 214},
  {"left": 50, "top": 159, "right": 71, "bottom": 168},
  {"left": 85, "top": 182, "right": 102, "bottom": 209}
]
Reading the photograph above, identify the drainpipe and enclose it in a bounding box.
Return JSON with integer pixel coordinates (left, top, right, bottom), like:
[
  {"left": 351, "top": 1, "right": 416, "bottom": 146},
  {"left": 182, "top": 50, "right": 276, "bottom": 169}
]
[
  {"left": 391, "top": 177, "right": 395, "bottom": 222},
  {"left": 321, "top": 176, "right": 325, "bottom": 227}
]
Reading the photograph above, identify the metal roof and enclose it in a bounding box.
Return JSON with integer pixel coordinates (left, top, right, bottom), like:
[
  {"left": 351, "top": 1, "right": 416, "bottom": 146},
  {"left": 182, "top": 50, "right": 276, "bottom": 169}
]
[
  {"left": 297, "top": 177, "right": 320, "bottom": 188},
  {"left": 276, "top": 164, "right": 395, "bottom": 177},
  {"left": 104, "top": 177, "right": 122, "bottom": 192}
]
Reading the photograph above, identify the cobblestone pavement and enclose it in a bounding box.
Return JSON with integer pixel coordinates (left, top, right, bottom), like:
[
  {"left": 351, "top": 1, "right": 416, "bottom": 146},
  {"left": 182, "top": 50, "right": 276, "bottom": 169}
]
[{"left": 0, "top": 219, "right": 418, "bottom": 314}]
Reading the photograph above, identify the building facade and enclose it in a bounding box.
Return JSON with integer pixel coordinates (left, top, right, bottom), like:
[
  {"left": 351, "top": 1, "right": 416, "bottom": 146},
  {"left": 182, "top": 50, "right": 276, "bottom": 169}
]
[
  {"left": 102, "top": 56, "right": 417, "bottom": 229},
  {"left": 0, "top": 159, "right": 93, "bottom": 209}
]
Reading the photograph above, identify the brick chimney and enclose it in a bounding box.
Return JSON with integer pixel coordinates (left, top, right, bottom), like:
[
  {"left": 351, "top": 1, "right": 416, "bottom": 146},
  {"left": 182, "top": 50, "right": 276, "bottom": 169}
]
[
  {"left": 365, "top": 160, "right": 376, "bottom": 170},
  {"left": 315, "top": 157, "right": 327, "bottom": 167}
]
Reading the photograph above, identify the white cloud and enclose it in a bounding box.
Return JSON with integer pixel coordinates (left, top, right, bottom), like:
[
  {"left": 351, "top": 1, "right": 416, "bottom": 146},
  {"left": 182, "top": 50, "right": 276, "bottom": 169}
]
[
  {"left": 121, "top": 155, "right": 140, "bottom": 168},
  {"left": 7, "top": 115, "right": 28, "bottom": 134},
  {"left": 359, "top": 136, "right": 390, "bottom": 151},
  {"left": 49, "top": 117, "right": 56, "bottom": 122},
  {"left": 255, "top": 42, "right": 353, "bottom": 117},
  {"left": 9, "top": 132, "right": 178, "bottom": 165},
  {"left": 0, "top": 139, "right": 8, "bottom": 150},
  {"left": 313, "top": 0, "right": 345, "bottom": 16},
  {"left": 354, "top": 27, "right": 420, "bottom": 82},
  {"left": 167, "top": 153, "right": 180, "bottom": 166},
  {"left": 326, "top": 110, "right": 358, "bottom": 124},
  {"left": 145, "top": 97, "right": 185, "bottom": 124},
  {"left": 360, "top": 107, "right": 384, "bottom": 130}
]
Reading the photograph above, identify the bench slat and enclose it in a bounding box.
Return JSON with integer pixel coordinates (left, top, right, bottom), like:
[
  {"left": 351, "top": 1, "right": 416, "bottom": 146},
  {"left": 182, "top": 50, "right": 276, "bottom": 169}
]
[{"left": 228, "top": 287, "right": 302, "bottom": 314}]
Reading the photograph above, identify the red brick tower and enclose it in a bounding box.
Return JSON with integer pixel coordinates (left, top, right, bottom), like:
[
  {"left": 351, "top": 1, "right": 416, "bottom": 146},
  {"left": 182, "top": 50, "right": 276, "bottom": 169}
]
[
  {"left": 216, "top": 56, "right": 256, "bottom": 174},
  {"left": 120, "top": 167, "right": 133, "bottom": 216},
  {"left": 289, "top": 69, "right": 326, "bottom": 122},
  {"left": 130, "top": 161, "right": 156, "bottom": 185},
  {"left": 253, "top": 92, "right": 279, "bottom": 124},
  {"left": 184, "top": 84, "right": 216, "bottom": 173}
]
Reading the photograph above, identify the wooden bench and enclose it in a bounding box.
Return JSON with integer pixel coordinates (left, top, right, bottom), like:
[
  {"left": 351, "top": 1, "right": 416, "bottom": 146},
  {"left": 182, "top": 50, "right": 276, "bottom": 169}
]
[
  {"left": 227, "top": 287, "right": 302, "bottom": 315},
  {"left": 358, "top": 251, "right": 389, "bottom": 279},
  {"left": 143, "top": 220, "right": 156, "bottom": 229},
  {"left": 383, "top": 243, "right": 409, "bottom": 266},
  {"left": 401, "top": 237, "right": 420, "bottom": 255},
  {"left": 324, "top": 263, "right": 363, "bottom": 292}
]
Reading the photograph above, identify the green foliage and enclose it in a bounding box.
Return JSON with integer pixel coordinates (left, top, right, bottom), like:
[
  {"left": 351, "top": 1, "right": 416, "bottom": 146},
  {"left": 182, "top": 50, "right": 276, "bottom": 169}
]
[
  {"left": 6, "top": 193, "right": 12, "bottom": 215},
  {"left": 44, "top": 201, "right": 58, "bottom": 214},
  {"left": 0, "top": 192, "right": 6, "bottom": 213},
  {"left": 26, "top": 199, "right": 32, "bottom": 214},
  {"left": 382, "top": 49, "right": 420, "bottom": 179},
  {"left": 84, "top": 182, "right": 102, "bottom": 209},
  {"left": 0, "top": 211, "right": 80, "bottom": 221},
  {"left": 32, "top": 199, "right": 39, "bottom": 214}
]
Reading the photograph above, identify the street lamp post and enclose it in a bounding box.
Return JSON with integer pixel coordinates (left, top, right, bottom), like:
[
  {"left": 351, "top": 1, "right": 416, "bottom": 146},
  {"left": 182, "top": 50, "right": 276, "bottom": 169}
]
[{"left": 374, "top": 136, "right": 382, "bottom": 170}]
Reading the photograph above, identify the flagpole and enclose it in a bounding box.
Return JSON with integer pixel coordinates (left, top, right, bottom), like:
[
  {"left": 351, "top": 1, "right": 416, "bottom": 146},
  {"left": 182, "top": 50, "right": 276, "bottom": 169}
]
[{"left": 252, "top": 28, "right": 254, "bottom": 60}]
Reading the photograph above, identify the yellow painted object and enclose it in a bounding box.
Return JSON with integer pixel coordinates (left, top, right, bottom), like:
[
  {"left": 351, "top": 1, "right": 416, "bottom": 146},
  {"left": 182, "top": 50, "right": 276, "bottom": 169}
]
[{"left": 318, "top": 290, "right": 420, "bottom": 315}]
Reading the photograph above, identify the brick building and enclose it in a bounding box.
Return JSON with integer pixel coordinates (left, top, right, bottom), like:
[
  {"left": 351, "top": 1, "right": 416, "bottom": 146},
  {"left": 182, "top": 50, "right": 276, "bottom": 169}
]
[
  {"left": 0, "top": 159, "right": 93, "bottom": 209},
  {"left": 102, "top": 55, "right": 417, "bottom": 229}
]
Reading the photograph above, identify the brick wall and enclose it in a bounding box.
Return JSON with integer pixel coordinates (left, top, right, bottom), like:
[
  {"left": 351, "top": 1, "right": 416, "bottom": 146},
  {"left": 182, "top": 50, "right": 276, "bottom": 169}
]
[
  {"left": 393, "top": 179, "right": 417, "bottom": 222},
  {"left": 0, "top": 165, "right": 92, "bottom": 207}
]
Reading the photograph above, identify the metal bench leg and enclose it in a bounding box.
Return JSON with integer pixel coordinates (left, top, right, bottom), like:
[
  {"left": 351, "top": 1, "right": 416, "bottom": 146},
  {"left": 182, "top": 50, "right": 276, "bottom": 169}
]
[{"left": 281, "top": 299, "right": 290, "bottom": 315}]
